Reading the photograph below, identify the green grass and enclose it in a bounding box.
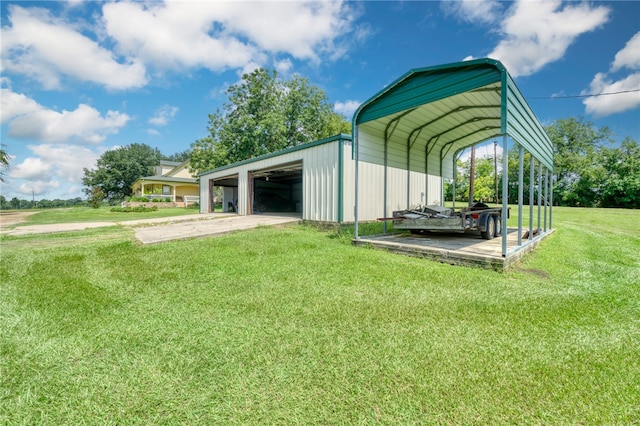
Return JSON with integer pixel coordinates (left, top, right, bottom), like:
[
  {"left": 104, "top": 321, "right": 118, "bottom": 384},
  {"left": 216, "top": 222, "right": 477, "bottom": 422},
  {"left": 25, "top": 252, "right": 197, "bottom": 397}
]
[
  {"left": 1, "top": 207, "right": 638, "bottom": 424},
  {"left": 16, "top": 206, "right": 200, "bottom": 226}
]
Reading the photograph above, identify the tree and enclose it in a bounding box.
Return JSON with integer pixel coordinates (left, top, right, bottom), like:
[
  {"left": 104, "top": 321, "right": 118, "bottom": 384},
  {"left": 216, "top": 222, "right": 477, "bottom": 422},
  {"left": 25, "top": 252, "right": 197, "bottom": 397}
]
[
  {"left": 163, "top": 149, "right": 192, "bottom": 162},
  {"left": 89, "top": 186, "right": 106, "bottom": 208},
  {"left": 545, "top": 117, "right": 613, "bottom": 207},
  {"left": 82, "top": 143, "right": 162, "bottom": 203},
  {"left": 190, "top": 68, "right": 350, "bottom": 174},
  {"left": 0, "top": 146, "right": 9, "bottom": 182},
  {"left": 445, "top": 151, "right": 499, "bottom": 203},
  {"left": 599, "top": 138, "right": 640, "bottom": 208}
]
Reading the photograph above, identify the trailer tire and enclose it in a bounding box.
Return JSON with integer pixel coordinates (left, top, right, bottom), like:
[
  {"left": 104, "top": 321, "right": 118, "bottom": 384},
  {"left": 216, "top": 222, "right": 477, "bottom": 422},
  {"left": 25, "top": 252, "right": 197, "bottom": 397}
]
[
  {"left": 481, "top": 216, "right": 495, "bottom": 240},
  {"left": 495, "top": 215, "right": 502, "bottom": 236}
]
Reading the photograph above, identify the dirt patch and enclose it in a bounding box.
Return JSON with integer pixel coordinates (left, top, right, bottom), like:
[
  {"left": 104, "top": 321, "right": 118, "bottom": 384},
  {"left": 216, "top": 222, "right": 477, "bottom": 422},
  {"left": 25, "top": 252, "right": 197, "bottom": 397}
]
[
  {"left": 0, "top": 211, "right": 40, "bottom": 229},
  {"left": 514, "top": 266, "right": 550, "bottom": 279}
]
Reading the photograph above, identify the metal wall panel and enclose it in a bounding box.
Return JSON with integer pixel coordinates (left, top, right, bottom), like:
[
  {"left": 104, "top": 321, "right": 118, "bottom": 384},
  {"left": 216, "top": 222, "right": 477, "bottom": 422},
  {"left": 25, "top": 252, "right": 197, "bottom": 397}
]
[{"left": 199, "top": 137, "right": 343, "bottom": 221}]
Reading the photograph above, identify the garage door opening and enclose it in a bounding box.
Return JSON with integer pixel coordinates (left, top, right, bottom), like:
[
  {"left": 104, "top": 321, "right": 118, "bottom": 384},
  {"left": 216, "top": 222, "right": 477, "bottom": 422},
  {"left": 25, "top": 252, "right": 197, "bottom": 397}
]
[
  {"left": 250, "top": 161, "right": 302, "bottom": 215},
  {"left": 211, "top": 174, "right": 239, "bottom": 213}
]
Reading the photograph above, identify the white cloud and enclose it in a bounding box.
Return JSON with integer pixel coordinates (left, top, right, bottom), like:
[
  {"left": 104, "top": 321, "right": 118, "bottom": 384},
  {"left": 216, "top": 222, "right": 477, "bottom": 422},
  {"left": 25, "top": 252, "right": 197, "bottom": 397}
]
[
  {"left": 0, "top": 87, "right": 41, "bottom": 124},
  {"left": 275, "top": 58, "right": 294, "bottom": 75},
  {"left": 441, "top": 0, "right": 502, "bottom": 24},
  {"left": 1, "top": 5, "right": 147, "bottom": 90},
  {"left": 582, "top": 32, "right": 640, "bottom": 117},
  {"left": 149, "top": 105, "right": 179, "bottom": 126},
  {"left": 1, "top": 2, "right": 359, "bottom": 91},
  {"left": 31, "top": 144, "right": 98, "bottom": 183},
  {"left": 583, "top": 72, "right": 640, "bottom": 118},
  {"left": 102, "top": 1, "right": 357, "bottom": 71},
  {"left": 8, "top": 144, "right": 99, "bottom": 198},
  {"left": 147, "top": 129, "right": 161, "bottom": 137},
  {"left": 10, "top": 157, "right": 53, "bottom": 180},
  {"left": 1, "top": 88, "right": 130, "bottom": 144},
  {"left": 18, "top": 180, "right": 60, "bottom": 197},
  {"left": 487, "top": 0, "right": 610, "bottom": 77},
  {"left": 334, "top": 100, "right": 360, "bottom": 118},
  {"left": 611, "top": 31, "right": 640, "bottom": 72}
]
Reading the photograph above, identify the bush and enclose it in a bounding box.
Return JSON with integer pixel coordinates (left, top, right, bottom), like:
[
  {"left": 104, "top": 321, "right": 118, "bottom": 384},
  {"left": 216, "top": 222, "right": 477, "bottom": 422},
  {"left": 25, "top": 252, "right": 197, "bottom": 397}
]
[
  {"left": 110, "top": 206, "right": 158, "bottom": 213},
  {"left": 127, "top": 196, "right": 149, "bottom": 202}
]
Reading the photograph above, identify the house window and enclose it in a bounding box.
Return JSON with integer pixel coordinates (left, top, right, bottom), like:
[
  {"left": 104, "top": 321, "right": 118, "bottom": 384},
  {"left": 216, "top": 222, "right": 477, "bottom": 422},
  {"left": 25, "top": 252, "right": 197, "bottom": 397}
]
[{"left": 163, "top": 185, "right": 171, "bottom": 195}]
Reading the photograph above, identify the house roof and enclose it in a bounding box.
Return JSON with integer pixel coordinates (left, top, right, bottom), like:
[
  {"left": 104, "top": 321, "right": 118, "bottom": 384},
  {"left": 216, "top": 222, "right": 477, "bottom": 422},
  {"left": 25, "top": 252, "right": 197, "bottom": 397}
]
[
  {"left": 353, "top": 58, "right": 553, "bottom": 178},
  {"left": 135, "top": 176, "right": 197, "bottom": 184}
]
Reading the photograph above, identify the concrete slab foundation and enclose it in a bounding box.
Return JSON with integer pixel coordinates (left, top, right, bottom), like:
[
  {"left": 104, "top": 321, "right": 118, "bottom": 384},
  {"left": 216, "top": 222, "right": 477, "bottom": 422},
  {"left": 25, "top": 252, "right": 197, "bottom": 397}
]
[{"left": 353, "top": 228, "right": 554, "bottom": 271}]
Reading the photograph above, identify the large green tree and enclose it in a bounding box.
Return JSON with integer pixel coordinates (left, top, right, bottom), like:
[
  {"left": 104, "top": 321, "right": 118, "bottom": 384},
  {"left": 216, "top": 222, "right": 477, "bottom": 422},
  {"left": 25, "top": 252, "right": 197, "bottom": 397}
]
[
  {"left": 190, "top": 68, "right": 350, "bottom": 174},
  {"left": 82, "top": 143, "right": 163, "bottom": 203}
]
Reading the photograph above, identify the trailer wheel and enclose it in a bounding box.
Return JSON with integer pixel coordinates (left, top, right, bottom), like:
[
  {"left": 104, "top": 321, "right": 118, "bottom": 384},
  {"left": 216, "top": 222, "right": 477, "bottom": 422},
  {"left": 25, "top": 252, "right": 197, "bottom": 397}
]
[
  {"left": 481, "top": 216, "right": 495, "bottom": 240},
  {"left": 495, "top": 215, "right": 502, "bottom": 236}
]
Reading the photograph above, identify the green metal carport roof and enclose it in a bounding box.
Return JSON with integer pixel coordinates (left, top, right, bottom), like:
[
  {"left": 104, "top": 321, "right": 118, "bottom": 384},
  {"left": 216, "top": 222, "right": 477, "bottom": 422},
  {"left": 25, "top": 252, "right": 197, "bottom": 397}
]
[
  {"left": 353, "top": 58, "right": 553, "bottom": 179},
  {"left": 352, "top": 58, "right": 554, "bottom": 257}
]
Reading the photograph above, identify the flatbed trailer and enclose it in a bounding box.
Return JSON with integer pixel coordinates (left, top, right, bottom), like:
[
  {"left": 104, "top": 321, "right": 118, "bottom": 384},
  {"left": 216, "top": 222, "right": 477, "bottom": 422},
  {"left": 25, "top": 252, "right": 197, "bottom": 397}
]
[{"left": 387, "top": 203, "right": 507, "bottom": 240}]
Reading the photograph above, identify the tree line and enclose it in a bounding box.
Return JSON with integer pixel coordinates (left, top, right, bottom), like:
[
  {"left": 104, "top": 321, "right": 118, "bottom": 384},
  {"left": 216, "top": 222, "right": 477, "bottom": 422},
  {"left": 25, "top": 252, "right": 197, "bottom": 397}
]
[{"left": 0, "top": 196, "right": 87, "bottom": 210}]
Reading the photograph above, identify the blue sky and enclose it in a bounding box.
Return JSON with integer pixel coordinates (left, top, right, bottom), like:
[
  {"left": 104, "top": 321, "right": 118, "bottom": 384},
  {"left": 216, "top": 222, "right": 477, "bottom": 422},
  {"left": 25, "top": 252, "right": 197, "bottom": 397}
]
[{"left": 1, "top": 0, "right": 639, "bottom": 200}]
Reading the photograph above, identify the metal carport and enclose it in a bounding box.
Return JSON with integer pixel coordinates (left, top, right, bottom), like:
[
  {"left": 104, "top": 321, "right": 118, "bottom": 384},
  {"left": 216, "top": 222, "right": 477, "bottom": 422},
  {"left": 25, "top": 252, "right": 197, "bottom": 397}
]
[{"left": 352, "top": 58, "right": 554, "bottom": 257}]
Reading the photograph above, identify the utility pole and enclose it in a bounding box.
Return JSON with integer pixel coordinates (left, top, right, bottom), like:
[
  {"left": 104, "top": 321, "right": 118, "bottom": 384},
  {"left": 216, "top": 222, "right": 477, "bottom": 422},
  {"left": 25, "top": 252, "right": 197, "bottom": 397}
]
[{"left": 468, "top": 145, "right": 475, "bottom": 208}]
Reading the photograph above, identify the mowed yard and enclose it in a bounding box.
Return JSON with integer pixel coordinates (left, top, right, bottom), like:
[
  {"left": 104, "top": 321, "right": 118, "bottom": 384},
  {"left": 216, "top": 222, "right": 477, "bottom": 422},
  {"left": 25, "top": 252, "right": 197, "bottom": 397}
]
[{"left": 1, "top": 207, "right": 638, "bottom": 424}]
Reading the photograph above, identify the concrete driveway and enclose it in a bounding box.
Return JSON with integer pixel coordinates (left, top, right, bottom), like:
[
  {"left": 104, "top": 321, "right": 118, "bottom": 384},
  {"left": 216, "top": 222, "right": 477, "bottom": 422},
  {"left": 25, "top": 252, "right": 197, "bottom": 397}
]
[
  {"left": 132, "top": 213, "right": 300, "bottom": 244},
  {"left": 2, "top": 212, "right": 301, "bottom": 244}
]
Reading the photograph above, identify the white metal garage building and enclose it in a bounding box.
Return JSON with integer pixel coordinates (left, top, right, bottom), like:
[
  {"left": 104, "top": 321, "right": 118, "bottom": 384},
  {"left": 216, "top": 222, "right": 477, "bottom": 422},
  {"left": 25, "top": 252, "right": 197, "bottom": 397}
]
[{"left": 199, "top": 133, "right": 442, "bottom": 223}]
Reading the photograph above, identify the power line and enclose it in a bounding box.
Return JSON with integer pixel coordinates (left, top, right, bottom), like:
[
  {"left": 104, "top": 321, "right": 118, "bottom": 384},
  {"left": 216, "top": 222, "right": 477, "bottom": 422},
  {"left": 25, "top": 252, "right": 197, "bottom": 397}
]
[{"left": 530, "top": 88, "right": 640, "bottom": 99}]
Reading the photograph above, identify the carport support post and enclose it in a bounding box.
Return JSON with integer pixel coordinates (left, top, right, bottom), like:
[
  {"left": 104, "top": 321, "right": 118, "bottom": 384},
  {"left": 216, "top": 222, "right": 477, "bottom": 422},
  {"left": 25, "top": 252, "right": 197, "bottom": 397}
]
[
  {"left": 354, "top": 127, "right": 360, "bottom": 240},
  {"left": 549, "top": 174, "right": 554, "bottom": 229},
  {"left": 544, "top": 168, "right": 549, "bottom": 232},
  {"left": 537, "top": 162, "right": 542, "bottom": 233},
  {"left": 452, "top": 154, "right": 457, "bottom": 211},
  {"left": 529, "top": 157, "right": 535, "bottom": 240},
  {"left": 383, "top": 138, "right": 388, "bottom": 234},
  {"left": 501, "top": 134, "right": 508, "bottom": 257},
  {"left": 517, "top": 145, "right": 524, "bottom": 246}
]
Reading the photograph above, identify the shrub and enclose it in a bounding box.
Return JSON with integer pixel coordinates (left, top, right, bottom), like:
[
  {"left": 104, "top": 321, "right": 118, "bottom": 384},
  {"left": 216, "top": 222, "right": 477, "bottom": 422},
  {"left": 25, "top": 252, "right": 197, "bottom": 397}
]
[{"left": 110, "top": 206, "right": 158, "bottom": 213}]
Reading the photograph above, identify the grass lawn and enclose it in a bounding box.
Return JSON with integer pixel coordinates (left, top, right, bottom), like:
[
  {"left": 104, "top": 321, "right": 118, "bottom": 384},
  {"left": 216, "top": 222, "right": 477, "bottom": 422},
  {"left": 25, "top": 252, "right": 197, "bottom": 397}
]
[
  {"left": 15, "top": 206, "right": 201, "bottom": 226},
  {"left": 1, "top": 207, "right": 638, "bottom": 424}
]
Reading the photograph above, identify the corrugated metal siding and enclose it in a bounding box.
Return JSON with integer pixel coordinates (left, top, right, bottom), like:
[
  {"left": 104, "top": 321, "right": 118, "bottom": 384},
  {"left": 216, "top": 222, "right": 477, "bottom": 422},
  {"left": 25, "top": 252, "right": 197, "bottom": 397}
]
[
  {"left": 346, "top": 163, "right": 441, "bottom": 222},
  {"left": 199, "top": 180, "right": 209, "bottom": 213},
  {"left": 303, "top": 141, "right": 338, "bottom": 222},
  {"left": 506, "top": 75, "right": 554, "bottom": 170},
  {"left": 199, "top": 138, "right": 343, "bottom": 221},
  {"left": 356, "top": 62, "right": 502, "bottom": 124},
  {"left": 342, "top": 138, "right": 441, "bottom": 222}
]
